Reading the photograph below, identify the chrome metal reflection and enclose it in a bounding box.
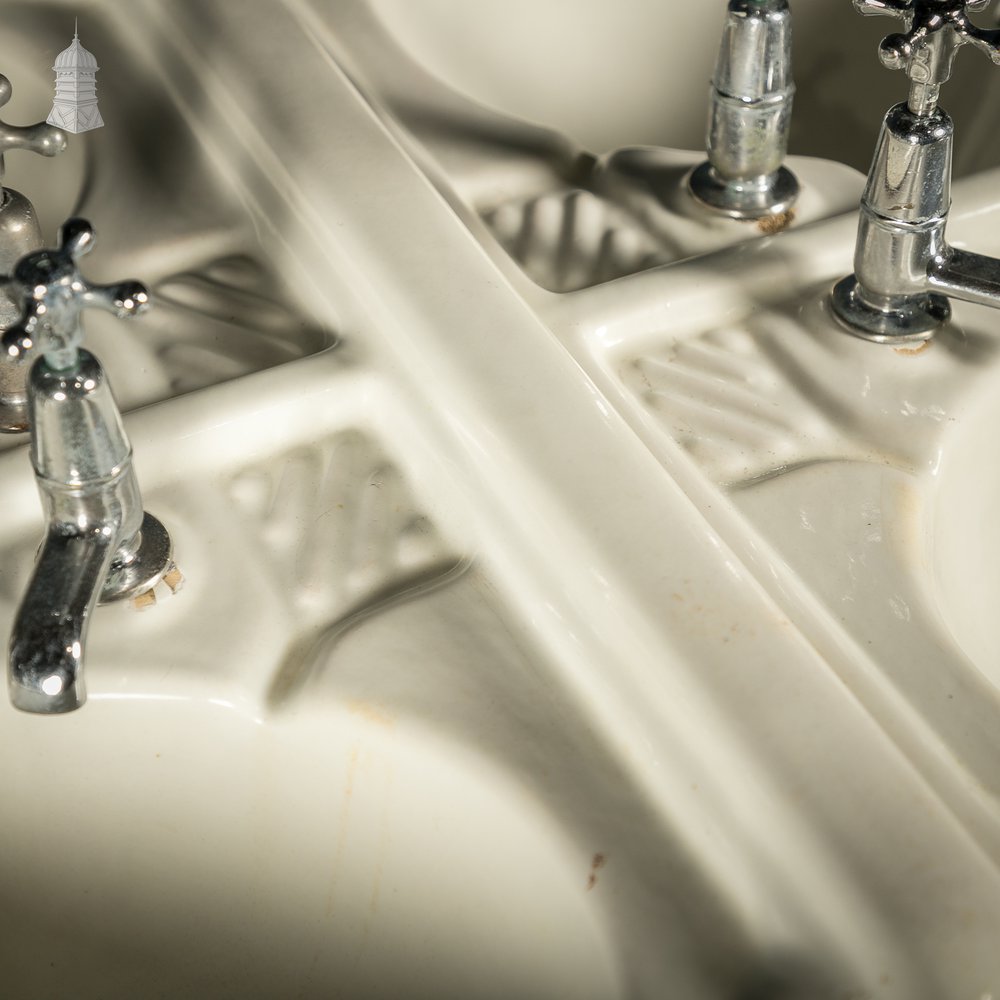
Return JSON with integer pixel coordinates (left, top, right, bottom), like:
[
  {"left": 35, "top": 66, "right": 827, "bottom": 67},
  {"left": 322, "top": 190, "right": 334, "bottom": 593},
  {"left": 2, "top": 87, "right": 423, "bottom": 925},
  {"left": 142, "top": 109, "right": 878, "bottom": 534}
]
[
  {"left": 4, "top": 219, "right": 172, "bottom": 714},
  {"left": 0, "top": 71, "right": 67, "bottom": 431},
  {"left": 832, "top": 0, "right": 1000, "bottom": 341},
  {"left": 687, "top": 0, "right": 799, "bottom": 220}
]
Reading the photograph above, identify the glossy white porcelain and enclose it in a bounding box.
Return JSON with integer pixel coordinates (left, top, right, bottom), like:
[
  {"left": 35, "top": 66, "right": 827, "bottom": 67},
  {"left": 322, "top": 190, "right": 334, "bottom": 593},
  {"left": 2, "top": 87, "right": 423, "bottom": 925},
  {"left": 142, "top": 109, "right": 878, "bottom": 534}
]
[
  {"left": 3, "top": 2, "right": 1000, "bottom": 998},
  {"left": 313, "top": 0, "right": 871, "bottom": 293},
  {"left": 0, "top": 366, "right": 625, "bottom": 998}
]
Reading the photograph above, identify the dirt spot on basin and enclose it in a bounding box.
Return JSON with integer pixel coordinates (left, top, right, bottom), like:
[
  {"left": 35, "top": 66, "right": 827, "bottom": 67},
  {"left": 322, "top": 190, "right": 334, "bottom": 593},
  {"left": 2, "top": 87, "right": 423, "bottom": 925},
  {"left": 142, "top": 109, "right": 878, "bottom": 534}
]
[
  {"left": 587, "top": 852, "right": 607, "bottom": 890},
  {"left": 894, "top": 340, "right": 933, "bottom": 356},
  {"left": 757, "top": 210, "right": 795, "bottom": 236},
  {"left": 347, "top": 699, "right": 395, "bottom": 728}
]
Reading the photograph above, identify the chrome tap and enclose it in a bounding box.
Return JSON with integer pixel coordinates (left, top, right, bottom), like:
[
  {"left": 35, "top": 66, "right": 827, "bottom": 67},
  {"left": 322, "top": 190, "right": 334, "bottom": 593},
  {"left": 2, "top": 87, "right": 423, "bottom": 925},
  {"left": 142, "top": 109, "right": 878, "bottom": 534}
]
[
  {"left": 0, "top": 72, "right": 67, "bottom": 431},
  {"left": 0, "top": 73, "right": 67, "bottom": 270},
  {"left": 687, "top": 0, "right": 799, "bottom": 220},
  {"left": 831, "top": 0, "right": 1000, "bottom": 342},
  {"left": 5, "top": 219, "right": 173, "bottom": 714}
]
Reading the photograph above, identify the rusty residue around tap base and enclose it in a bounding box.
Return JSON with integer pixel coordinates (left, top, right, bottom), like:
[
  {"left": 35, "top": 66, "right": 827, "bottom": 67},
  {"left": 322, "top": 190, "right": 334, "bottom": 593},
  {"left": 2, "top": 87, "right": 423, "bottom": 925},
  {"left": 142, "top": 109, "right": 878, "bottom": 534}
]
[
  {"left": 756, "top": 210, "right": 796, "bottom": 236},
  {"left": 894, "top": 339, "right": 934, "bottom": 356},
  {"left": 129, "top": 562, "right": 185, "bottom": 612},
  {"left": 587, "top": 852, "right": 607, "bottom": 891}
]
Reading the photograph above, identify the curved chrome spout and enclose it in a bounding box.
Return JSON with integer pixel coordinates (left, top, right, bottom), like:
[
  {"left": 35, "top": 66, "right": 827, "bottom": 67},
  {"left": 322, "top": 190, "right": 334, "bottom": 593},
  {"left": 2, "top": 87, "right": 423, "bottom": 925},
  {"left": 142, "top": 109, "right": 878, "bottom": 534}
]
[
  {"left": 8, "top": 525, "right": 116, "bottom": 713},
  {"left": 7, "top": 350, "right": 170, "bottom": 714},
  {"left": 832, "top": 1, "right": 1000, "bottom": 341},
  {"left": 4, "top": 222, "right": 173, "bottom": 715}
]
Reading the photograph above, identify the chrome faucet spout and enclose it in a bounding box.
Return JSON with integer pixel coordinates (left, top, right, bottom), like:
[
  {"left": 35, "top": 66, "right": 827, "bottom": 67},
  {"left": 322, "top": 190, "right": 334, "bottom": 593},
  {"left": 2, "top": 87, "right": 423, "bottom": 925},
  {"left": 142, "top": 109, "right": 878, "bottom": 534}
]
[
  {"left": 687, "top": 0, "right": 799, "bottom": 220},
  {"left": 9, "top": 524, "right": 117, "bottom": 713},
  {"left": 4, "top": 219, "right": 173, "bottom": 714},
  {"left": 832, "top": 0, "right": 1000, "bottom": 341},
  {"left": 7, "top": 349, "right": 146, "bottom": 714},
  {"left": 927, "top": 247, "right": 1000, "bottom": 308}
]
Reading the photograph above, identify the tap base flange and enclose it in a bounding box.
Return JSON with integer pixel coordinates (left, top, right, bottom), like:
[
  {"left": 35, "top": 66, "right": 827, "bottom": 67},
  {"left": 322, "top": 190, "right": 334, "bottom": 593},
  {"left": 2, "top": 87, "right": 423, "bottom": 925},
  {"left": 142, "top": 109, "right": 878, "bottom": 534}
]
[
  {"left": 0, "top": 399, "right": 28, "bottom": 433},
  {"left": 100, "top": 511, "right": 173, "bottom": 605},
  {"left": 687, "top": 162, "right": 799, "bottom": 221},
  {"left": 830, "top": 275, "right": 951, "bottom": 343}
]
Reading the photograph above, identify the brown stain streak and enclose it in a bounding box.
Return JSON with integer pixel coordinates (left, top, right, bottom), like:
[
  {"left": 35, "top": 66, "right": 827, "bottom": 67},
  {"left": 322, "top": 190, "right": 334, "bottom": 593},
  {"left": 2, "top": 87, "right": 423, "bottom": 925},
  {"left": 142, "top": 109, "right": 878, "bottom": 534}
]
[
  {"left": 347, "top": 699, "right": 395, "bottom": 729},
  {"left": 587, "top": 852, "right": 607, "bottom": 891},
  {"left": 325, "top": 745, "right": 360, "bottom": 919},
  {"left": 894, "top": 339, "right": 933, "bottom": 356},
  {"left": 757, "top": 210, "right": 795, "bottom": 236}
]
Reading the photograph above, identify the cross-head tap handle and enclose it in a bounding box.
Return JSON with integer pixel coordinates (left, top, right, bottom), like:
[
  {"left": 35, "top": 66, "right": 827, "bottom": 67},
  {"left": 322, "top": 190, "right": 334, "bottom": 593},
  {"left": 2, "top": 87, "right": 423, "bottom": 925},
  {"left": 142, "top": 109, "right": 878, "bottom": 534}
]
[
  {"left": 0, "top": 73, "right": 66, "bottom": 196},
  {"left": 2, "top": 218, "right": 150, "bottom": 372},
  {"left": 854, "top": 0, "right": 1000, "bottom": 112}
]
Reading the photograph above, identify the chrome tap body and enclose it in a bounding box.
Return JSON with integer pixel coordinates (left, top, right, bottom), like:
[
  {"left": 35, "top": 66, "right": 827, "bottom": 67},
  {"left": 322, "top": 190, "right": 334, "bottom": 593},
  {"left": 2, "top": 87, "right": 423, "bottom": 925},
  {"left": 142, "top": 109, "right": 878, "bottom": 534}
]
[
  {"left": 831, "top": 0, "right": 1000, "bottom": 342},
  {"left": 5, "top": 219, "right": 172, "bottom": 714},
  {"left": 687, "top": 0, "right": 799, "bottom": 219},
  {"left": 0, "top": 73, "right": 66, "bottom": 272},
  {"left": 11, "top": 351, "right": 144, "bottom": 713},
  {"left": 0, "top": 72, "right": 67, "bottom": 431}
]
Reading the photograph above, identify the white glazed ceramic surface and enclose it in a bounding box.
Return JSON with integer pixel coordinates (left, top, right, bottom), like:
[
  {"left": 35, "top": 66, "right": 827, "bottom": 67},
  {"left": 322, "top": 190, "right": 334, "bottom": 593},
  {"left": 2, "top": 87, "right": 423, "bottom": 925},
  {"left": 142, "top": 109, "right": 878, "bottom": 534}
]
[{"left": 2, "top": 2, "right": 1000, "bottom": 999}]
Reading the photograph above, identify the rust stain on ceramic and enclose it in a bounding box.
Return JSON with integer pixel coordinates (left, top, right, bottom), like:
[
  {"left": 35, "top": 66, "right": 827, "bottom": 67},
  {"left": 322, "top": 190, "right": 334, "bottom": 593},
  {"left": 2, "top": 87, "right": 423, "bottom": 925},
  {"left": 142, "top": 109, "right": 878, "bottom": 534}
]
[
  {"left": 587, "top": 852, "right": 607, "bottom": 891},
  {"left": 894, "top": 340, "right": 933, "bottom": 356},
  {"left": 132, "top": 589, "right": 156, "bottom": 611},
  {"left": 325, "top": 745, "right": 361, "bottom": 919},
  {"left": 885, "top": 476, "right": 926, "bottom": 573},
  {"left": 348, "top": 700, "right": 395, "bottom": 728},
  {"left": 756, "top": 210, "right": 795, "bottom": 236}
]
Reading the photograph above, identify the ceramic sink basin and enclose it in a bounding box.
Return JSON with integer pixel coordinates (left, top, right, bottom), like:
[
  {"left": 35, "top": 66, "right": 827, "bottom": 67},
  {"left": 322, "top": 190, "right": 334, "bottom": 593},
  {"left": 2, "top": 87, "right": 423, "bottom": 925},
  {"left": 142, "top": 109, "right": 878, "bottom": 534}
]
[
  {"left": 4, "top": 2, "right": 1000, "bottom": 999},
  {"left": 544, "top": 172, "right": 1000, "bottom": 826},
  {"left": 359, "top": 0, "right": 1000, "bottom": 172},
  {"left": 310, "top": 0, "right": 1000, "bottom": 294},
  {"left": 936, "top": 377, "right": 1000, "bottom": 684},
  {"left": 1, "top": 6, "right": 863, "bottom": 995},
  {"left": 0, "top": 365, "right": 628, "bottom": 999},
  {"left": 307, "top": 0, "right": 867, "bottom": 292},
  {"left": 521, "top": 165, "right": 1000, "bottom": 995}
]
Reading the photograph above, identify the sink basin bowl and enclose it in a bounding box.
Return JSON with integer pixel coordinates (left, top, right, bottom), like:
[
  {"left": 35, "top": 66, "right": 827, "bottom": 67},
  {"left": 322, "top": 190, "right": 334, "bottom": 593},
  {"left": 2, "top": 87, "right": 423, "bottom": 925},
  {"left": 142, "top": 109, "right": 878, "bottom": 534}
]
[
  {"left": 556, "top": 169, "right": 1000, "bottom": 784},
  {"left": 0, "top": 358, "right": 838, "bottom": 999},
  {"left": 364, "top": 0, "right": 1000, "bottom": 171},
  {"left": 0, "top": 365, "right": 630, "bottom": 999},
  {"left": 1, "top": 701, "right": 618, "bottom": 1000},
  {"left": 310, "top": 0, "right": 1000, "bottom": 294},
  {"left": 308, "top": 0, "right": 869, "bottom": 292},
  {"left": 3, "top": 2, "right": 1000, "bottom": 998},
  {"left": 932, "top": 356, "right": 1000, "bottom": 687}
]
